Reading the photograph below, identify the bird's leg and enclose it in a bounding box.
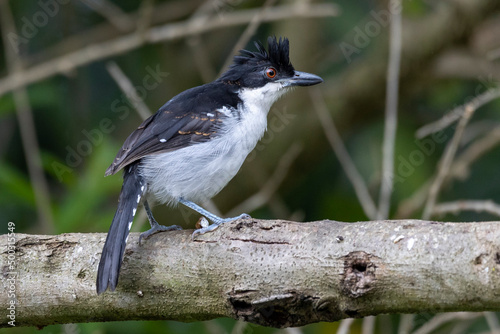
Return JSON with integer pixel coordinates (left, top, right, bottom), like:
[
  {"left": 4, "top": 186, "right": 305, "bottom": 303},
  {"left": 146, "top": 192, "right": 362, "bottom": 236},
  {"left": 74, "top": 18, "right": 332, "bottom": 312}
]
[
  {"left": 139, "top": 200, "right": 182, "bottom": 245},
  {"left": 178, "top": 197, "right": 250, "bottom": 237}
]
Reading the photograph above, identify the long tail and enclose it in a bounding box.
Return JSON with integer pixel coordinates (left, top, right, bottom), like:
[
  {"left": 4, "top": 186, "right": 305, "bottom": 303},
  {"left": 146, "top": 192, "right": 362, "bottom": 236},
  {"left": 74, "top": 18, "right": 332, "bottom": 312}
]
[{"left": 96, "top": 163, "right": 145, "bottom": 294}]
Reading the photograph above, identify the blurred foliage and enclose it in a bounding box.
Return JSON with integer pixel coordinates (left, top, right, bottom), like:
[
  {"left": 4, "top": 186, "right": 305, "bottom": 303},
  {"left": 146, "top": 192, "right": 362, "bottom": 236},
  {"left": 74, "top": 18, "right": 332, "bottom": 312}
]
[{"left": 2, "top": 0, "right": 500, "bottom": 333}]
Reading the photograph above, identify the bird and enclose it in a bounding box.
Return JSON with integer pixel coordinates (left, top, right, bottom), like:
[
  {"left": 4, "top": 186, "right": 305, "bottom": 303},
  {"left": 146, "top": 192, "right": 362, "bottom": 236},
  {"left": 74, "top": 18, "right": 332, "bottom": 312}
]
[{"left": 96, "top": 36, "right": 323, "bottom": 294}]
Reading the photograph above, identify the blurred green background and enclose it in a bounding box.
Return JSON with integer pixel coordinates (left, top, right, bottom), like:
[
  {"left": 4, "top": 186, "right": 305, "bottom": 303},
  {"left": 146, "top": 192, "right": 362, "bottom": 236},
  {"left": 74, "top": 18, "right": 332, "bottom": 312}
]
[{"left": 2, "top": 0, "right": 500, "bottom": 333}]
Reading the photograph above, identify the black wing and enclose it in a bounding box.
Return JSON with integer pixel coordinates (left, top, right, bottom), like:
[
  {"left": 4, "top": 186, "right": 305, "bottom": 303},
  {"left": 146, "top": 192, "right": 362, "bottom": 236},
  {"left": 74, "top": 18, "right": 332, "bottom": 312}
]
[{"left": 105, "top": 82, "right": 241, "bottom": 176}]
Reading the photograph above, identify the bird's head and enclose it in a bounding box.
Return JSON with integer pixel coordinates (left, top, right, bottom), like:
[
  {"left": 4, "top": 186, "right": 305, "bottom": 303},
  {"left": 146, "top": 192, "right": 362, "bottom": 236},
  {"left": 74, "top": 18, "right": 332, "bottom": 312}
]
[{"left": 219, "top": 36, "right": 323, "bottom": 97}]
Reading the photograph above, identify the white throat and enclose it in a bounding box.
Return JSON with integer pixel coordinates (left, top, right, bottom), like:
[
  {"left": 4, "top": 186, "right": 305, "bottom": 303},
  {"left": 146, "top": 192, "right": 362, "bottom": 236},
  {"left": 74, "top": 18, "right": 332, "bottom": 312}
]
[{"left": 238, "top": 82, "right": 289, "bottom": 114}]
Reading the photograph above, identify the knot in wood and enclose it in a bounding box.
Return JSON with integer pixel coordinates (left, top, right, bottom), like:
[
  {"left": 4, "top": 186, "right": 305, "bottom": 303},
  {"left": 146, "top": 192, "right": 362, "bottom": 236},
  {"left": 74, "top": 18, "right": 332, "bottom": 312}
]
[{"left": 341, "top": 251, "right": 377, "bottom": 298}]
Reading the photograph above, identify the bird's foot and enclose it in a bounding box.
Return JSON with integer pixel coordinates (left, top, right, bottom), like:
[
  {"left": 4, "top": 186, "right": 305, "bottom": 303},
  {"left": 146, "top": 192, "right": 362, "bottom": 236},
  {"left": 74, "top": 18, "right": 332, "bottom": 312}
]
[
  {"left": 191, "top": 213, "right": 250, "bottom": 239},
  {"left": 139, "top": 223, "right": 182, "bottom": 245}
]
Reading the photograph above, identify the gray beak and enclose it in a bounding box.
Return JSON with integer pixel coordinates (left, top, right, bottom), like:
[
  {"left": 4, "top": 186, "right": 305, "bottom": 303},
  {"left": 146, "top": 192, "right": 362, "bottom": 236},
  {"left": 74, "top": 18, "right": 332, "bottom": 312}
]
[{"left": 281, "top": 71, "right": 323, "bottom": 87}]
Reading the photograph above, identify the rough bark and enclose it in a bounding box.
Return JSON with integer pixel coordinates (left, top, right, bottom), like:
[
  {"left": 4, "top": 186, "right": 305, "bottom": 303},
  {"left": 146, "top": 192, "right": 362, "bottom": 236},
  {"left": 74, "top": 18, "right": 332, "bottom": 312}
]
[{"left": 1, "top": 219, "right": 500, "bottom": 328}]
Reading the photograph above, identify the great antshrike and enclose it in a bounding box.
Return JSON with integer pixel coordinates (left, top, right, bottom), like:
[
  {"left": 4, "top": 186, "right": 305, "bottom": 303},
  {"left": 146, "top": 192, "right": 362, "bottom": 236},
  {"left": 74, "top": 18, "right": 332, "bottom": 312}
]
[{"left": 96, "top": 36, "right": 323, "bottom": 294}]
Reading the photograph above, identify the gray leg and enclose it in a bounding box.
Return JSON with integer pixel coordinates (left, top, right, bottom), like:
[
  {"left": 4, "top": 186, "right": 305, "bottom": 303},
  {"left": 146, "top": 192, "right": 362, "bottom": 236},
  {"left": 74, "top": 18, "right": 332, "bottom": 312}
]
[
  {"left": 139, "top": 200, "right": 182, "bottom": 245},
  {"left": 179, "top": 197, "right": 250, "bottom": 237}
]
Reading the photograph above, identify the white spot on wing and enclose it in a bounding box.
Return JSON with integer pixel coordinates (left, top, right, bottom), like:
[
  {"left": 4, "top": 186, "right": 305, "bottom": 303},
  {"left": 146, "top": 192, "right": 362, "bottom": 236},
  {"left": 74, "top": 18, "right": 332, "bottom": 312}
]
[
  {"left": 128, "top": 221, "right": 133, "bottom": 231},
  {"left": 159, "top": 138, "right": 166, "bottom": 143},
  {"left": 132, "top": 208, "right": 136, "bottom": 216},
  {"left": 137, "top": 195, "right": 141, "bottom": 203},
  {"left": 219, "top": 106, "right": 232, "bottom": 116},
  {"left": 141, "top": 186, "right": 145, "bottom": 192}
]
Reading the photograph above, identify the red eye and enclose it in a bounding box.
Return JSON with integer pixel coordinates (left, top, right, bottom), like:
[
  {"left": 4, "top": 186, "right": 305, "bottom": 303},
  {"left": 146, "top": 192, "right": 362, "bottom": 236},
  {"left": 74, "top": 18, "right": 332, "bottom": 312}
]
[{"left": 266, "top": 67, "right": 277, "bottom": 78}]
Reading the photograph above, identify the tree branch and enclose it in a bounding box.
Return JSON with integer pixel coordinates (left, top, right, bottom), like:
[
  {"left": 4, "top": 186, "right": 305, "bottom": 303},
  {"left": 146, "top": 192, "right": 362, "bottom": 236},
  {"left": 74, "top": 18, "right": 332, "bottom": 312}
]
[
  {"left": 0, "top": 2, "right": 339, "bottom": 97},
  {"left": 2, "top": 219, "right": 500, "bottom": 328}
]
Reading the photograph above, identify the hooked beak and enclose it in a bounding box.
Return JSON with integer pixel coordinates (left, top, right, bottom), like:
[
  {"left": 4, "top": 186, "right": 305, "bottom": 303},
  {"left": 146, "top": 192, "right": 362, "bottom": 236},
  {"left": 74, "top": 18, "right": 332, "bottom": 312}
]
[{"left": 280, "top": 71, "right": 323, "bottom": 87}]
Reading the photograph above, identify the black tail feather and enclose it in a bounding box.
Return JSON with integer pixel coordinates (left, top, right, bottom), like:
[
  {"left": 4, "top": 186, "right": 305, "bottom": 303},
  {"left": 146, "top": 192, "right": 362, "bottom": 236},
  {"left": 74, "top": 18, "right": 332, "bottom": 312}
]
[{"left": 96, "top": 163, "right": 144, "bottom": 294}]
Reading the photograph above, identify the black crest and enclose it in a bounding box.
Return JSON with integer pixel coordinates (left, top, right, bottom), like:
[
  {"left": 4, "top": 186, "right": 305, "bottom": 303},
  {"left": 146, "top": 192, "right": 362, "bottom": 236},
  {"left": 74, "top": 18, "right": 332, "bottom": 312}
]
[
  {"left": 237, "top": 36, "right": 292, "bottom": 68},
  {"left": 220, "top": 36, "right": 295, "bottom": 86}
]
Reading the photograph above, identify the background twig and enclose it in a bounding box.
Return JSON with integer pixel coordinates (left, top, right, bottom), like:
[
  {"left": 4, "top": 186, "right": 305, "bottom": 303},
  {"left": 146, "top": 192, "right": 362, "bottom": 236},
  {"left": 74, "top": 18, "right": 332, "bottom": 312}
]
[
  {"left": 378, "top": 0, "right": 402, "bottom": 220},
  {"left": 422, "top": 105, "right": 475, "bottom": 219},
  {"left": 0, "top": 0, "right": 54, "bottom": 233},
  {"left": 310, "top": 87, "right": 377, "bottom": 220}
]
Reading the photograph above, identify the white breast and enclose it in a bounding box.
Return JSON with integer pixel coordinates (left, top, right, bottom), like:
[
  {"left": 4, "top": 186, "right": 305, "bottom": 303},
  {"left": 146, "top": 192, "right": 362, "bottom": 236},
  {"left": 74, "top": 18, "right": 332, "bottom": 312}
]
[{"left": 139, "top": 83, "right": 288, "bottom": 206}]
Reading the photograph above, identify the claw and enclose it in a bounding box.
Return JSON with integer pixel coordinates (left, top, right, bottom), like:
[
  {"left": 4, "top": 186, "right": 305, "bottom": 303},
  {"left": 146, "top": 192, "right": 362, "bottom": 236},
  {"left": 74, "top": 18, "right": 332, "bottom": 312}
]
[
  {"left": 191, "top": 213, "right": 250, "bottom": 239},
  {"left": 139, "top": 224, "right": 182, "bottom": 245}
]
